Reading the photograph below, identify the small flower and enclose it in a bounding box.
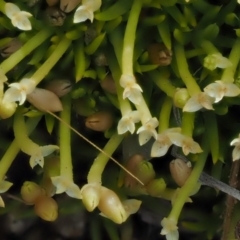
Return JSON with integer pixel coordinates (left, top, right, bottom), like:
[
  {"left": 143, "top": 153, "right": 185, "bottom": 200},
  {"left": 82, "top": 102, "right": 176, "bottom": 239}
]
[
  {"left": 5, "top": 3, "right": 32, "bottom": 31},
  {"left": 151, "top": 128, "right": 181, "bottom": 157},
  {"left": 51, "top": 176, "right": 81, "bottom": 199},
  {"left": 167, "top": 132, "right": 202, "bottom": 155},
  {"left": 203, "top": 53, "right": 232, "bottom": 71},
  {"left": 120, "top": 75, "right": 143, "bottom": 105},
  {"left": 230, "top": 134, "right": 240, "bottom": 161},
  {"left": 183, "top": 92, "right": 215, "bottom": 112},
  {"left": 29, "top": 145, "right": 59, "bottom": 168},
  {"left": 3, "top": 78, "right": 35, "bottom": 105},
  {"left": 73, "top": 0, "right": 101, "bottom": 23},
  {"left": 160, "top": 217, "right": 179, "bottom": 240},
  {"left": 137, "top": 117, "right": 159, "bottom": 146},
  {"left": 204, "top": 80, "right": 240, "bottom": 103},
  {"left": 0, "top": 180, "right": 13, "bottom": 207},
  {"left": 117, "top": 110, "right": 140, "bottom": 134}
]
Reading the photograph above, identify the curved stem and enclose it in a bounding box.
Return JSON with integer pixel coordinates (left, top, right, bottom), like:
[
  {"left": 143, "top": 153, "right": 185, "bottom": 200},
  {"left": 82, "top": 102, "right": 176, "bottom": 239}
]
[
  {"left": 158, "top": 96, "right": 172, "bottom": 133},
  {"left": 181, "top": 112, "right": 195, "bottom": 137}
]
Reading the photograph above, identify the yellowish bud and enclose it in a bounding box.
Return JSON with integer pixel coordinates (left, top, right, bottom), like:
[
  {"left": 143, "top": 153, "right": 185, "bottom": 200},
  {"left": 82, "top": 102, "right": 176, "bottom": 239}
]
[
  {"left": 146, "top": 178, "right": 166, "bottom": 197},
  {"left": 21, "top": 181, "right": 45, "bottom": 205},
  {"left": 0, "top": 101, "right": 16, "bottom": 119},
  {"left": 170, "top": 159, "right": 192, "bottom": 187},
  {"left": 100, "top": 74, "right": 117, "bottom": 94},
  {"left": 147, "top": 43, "right": 172, "bottom": 66},
  {"left": 173, "top": 88, "right": 190, "bottom": 109},
  {"left": 98, "top": 187, "right": 127, "bottom": 224},
  {"left": 85, "top": 111, "right": 113, "bottom": 132},
  {"left": 45, "top": 79, "right": 72, "bottom": 97},
  {"left": 27, "top": 88, "right": 63, "bottom": 112},
  {"left": 34, "top": 195, "right": 58, "bottom": 221}
]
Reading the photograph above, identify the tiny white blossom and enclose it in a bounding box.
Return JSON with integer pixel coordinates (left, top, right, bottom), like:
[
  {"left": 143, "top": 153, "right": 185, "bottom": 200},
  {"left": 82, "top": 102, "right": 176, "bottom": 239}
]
[
  {"left": 151, "top": 128, "right": 181, "bottom": 157},
  {"left": 120, "top": 74, "right": 143, "bottom": 105},
  {"left": 203, "top": 53, "right": 232, "bottom": 71},
  {"left": 204, "top": 80, "right": 240, "bottom": 103},
  {"left": 183, "top": 92, "right": 215, "bottom": 112},
  {"left": 2, "top": 78, "right": 35, "bottom": 105},
  {"left": 230, "top": 134, "right": 240, "bottom": 161},
  {"left": 73, "top": 0, "right": 101, "bottom": 23},
  {"left": 51, "top": 176, "right": 81, "bottom": 199},
  {"left": 117, "top": 110, "right": 140, "bottom": 134},
  {"left": 29, "top": 145, "right": 59, "bottom": 168},
  {"left": 161, "top": 217, "right": 179, "bottom": 240},
  {"left": 5, "top": 3, "right": 32, "bottom": 31},
  {"left": 137, "top": 117, "right": 159, "bottom": 146}
]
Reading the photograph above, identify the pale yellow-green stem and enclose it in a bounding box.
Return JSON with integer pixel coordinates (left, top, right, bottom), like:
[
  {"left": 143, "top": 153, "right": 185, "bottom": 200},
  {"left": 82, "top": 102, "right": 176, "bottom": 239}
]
[
  {"left": 181, "top": 112, "right": 195, "bottom": 137},
  {"left": 59, "top": 95, "right": 72, "bottom": 179},
  {"left": 87, "top": 132, "right": 124, "bottom": 184},
  {"left": 201, "top": 40, "right": 219, "bottom": 55},
  {"left": 31, "top": 36, "right": 71, "bottom": 85},
  {"left": 158, "top": 96, "right": 172, "bottom": 133},
  {"left": 0, "top": 28, "right": 53, "bottom": 74},
  {"left": 0, "top": 116, "right": 41, "bottom": 180}
]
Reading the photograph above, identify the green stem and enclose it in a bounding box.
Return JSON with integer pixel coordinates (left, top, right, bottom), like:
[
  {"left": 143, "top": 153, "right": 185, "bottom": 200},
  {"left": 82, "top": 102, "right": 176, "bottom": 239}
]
[
  {"left": 87, "top": 132, "right": 124, "bottom": 184},
  {"left": 221, "top": 38, "right": 240, "bottom": 83},
  {"left": 181, "top": 112, "right": 195, "bottom": 137},
  {"left": 201, "top": 40, "right": 219, "bottom": 54},
  {"left": 0, "top": 28, "right": 53, "bottom": 74},
  {"left": 0, "top": 116, "right": 41, "bottom": 180},
  {"left": 158, "top": 96, "right": 172, "bottom": 133},
  {"left": 59, "top": 95, "right": 72, "bottom": 179},
  {"left": 174, "top": 42, "right": 201, "bottom": 96},
  {"left": 31, "top": 36, "right": 71, "bottom": 85},
  {"left": 122, "top": 0, "right": 143, "bottom": 75},
  {"left": 169, "top": 132, "right": 209, "bottom": 221}
]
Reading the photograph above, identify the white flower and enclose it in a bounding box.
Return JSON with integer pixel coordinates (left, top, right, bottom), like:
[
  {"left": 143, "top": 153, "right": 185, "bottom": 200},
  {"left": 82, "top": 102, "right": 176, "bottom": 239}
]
[
  {"left": 0, "top": 180, "right": 13, "bottom": 207},
  {"left": 167, "top": 132, "right": 202, "bottom": 155},
  {"left": 151, "top": 128, "right": 181, "bottom": 157},
  {"left": 137, "top": 117, "right": 159, "bottom": 146},
  {"left": 117, "top": 110, "right": 140, "bottom": 134},
  {"left": 120, "top": 74, "right": 143, "bottom": 105},
  {"left": 73, "top": 0, "right": 101, "bottom": 23},
  {"left": 183, "top": 92, "right": 215, "bottom": 112},
  {"left": 161, "top": 217, "right": 179, "bottom": 240},
  {"left": 51, "top": 176, "right": 81, "bottom": 199},
  {"left": 2, "top": 78, "right": 35, "bottom": 105},
  {"left": 204, "top": 80, "right": 240, "bottom": 103},
  {"left": 29, "top": 145, "right": 59, "bottom": 168},
  {"left": 5, "top": 3, "right": 32, "bottom": 31},
  {"left": 230, "top": 134, "right": 240, "bottom": 161},
  {"left": 203, "top": 53, "right": 232, "bottom": 71}
]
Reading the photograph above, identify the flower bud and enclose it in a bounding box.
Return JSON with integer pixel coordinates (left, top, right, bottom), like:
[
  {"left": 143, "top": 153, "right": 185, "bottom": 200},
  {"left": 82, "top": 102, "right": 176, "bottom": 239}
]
[
  {"left": 98, "top": 187, "right": 127, "bottom": 224},
  {"left": 85, "top": 111, "right": 113, "bottom": 132},
  {"left": 27, "top": 88, "right": 63, "bottom": 112},
  {"left": 100, "top": 74, "right": 117, "bottom": 94},
  {"left": 146, "top": 178, "right": 166, "bottom": 197},
  {"left": 46, "top": 0, "right": 59, "bottom": 6},
  {"left": 170, "top": 159, "right": 192, "bottom": 187},
  {"left": 147, "top": 43, "right": 172, "bottom": 66},
  {"left": 21, "top": 181, "right": 45, "bottom": 205},
  {"left": 45, "top": 79, "right": 72, "bottom": 97},
  {"left": 135, "top": 160, "right": 156, "bottom": 185},
  {"left": 34, "top": 195, "right": 58, "bottom": 221},
  {"left": 80, "top": 183, "right": 101, "bottom": 212},
  {"left": 0, "top": 101, "right": 16, "bottom": 119},
  {"left": 44, "top": 7, "right": 66, "bottom": 26},
  {"left": 1, "top": 38, "right": 22, "bottom": 58},
  {"left": 60, "top": 0, "right": 81, "bottom": 13},
  {"left": 173, "top": 88, "right": 190, "bottom": 109}
]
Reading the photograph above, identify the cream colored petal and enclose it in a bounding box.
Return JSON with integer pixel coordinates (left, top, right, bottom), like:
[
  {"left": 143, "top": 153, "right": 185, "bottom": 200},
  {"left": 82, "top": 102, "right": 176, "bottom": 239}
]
[
  {"left": 183, "top": 95, "right": 203, "bottom": 112},
  {"left": 167, "top": 132, "right": 185, "bottom": 147},
  {"left": 20, "top": 78, "right": 36, "bottom": 94},
  {"left": 51, "top": 176, "right": 67, "bottom": 194},
  {"left": 11, "top": 14, "right": 32, "bottom": 31},
  {"left": 232, "top": 146, "right": 240, "bottom": 161},
  {"left": 151, "top": 138, "right": 171, "bottom": 157},
  {"left": 204, "top": 82, "right": 224, "bottom": 103},
  {"left": 40, "top": 145, "right": 59, "bottom": 157},
  {"left": 166, "top": 230, "right": 179, "bottom": 240},
  {"left": 123, "top": 87, "right": 142, "bottom": 105},
  {"left": 117, "top": 117, "right": 135, "bottom": 134},
  {"left": 224, "top": 82, "right": 240, "bottom": 97},
  {"left": 182, "top": 137, "right": 202, "bottom": 155},
  {"left": 0, "top": 180, "right": 13, "bottom": 193},
  {"left": 199, "top": 94, "right": 214, "bottom": 110},
  {"left": 138, "top": 130, "right": 153, "bottom": 146},
  {"left": 213, "top": 54, "right": 232, "bottom": 68},
  {"left": 29, "top": 153, "right": 44, "bottom": 168},
  {"left": 65, "top": 182, "right": 81, "bottom": 199},
  {"left": 230, "top": 138, "right": 240, "bottom": 146},
  {"left": 5, "top": 3, "right": 20, "bottom": 19},
  {"left": 129, "top": 110, "right": 141, "bottom": 123},
  {"left": 120, "top": 74, "right": 136, "bottom": 88},
  {"left": 3, "top": 87, "right": 23, "bottom": 104},
  {"left": 73, "top": 6, "right": 93, "bottom": 23}
]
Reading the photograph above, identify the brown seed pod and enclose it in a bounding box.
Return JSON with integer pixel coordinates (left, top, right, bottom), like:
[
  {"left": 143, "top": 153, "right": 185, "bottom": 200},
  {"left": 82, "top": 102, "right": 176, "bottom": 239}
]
[
  {"left": 85, "top": 111, "right": 113, "bottom": 132},
  {"left": 45, "top": 79, "right": 72, "bottom": 97},
  {"left": 147, "top": 43, "right": 172, "bottom": 66},
  {"left": 169, "top": 158, "right": 192, "bottom": 187},
  {"left": 100, "top": 74, "right": 117, "bottom": 94}
]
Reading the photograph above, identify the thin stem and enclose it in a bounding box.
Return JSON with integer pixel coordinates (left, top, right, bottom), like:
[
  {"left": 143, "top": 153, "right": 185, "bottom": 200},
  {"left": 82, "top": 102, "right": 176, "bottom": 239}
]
[
  {"left": 0, "top": 116, "right": 41, "bottom": 180},
  {"left": 158, "top": 96, "right": 172, "bottom": 133},
  {"left": 31, "top": 36, "right": 71, "bottom": 85},
  {"left": 0, "top": 28, "right": 53, "bottom": 74},
  {"left": 201, "top": 40, "right": 219, "bottom": 55},
  {"left": 174, "top": 41, "right": 201, "bottom": 96},
  {"left": 181, "top": 112, "right": 195, "bottom": 137},
  {"left": 87, "top": 132, "right": 124, "bottom": 184},
  {"left": 59, "top": 95, "right": 72, "bottom": 179}
]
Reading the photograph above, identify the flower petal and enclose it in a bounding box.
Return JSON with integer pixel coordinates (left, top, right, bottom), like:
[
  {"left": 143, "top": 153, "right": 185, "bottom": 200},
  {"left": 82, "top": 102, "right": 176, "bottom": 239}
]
[
  {"left": 51, "top": 176, "right": 67, "bottom": 194},
  {"left": 5, "top": 3, "right": 20, "bottom": 19},
  {"left": 65, "top": 182, "right": 81, "bottom": 199},
  {"left": 204, "top": 82, "right": 224, "bottom": 103},
  {"left": 40, "top": 145, "right": 59, "bottom": 157},
  {"left": 213, "top": 54, "right": 232, "bottom": 68},
  {"left": 0, "top": 180, "right": 13, "bottom": 193},
  {"left": 151, "top": 138, "right": 171, "bottom": 157},
  {"left": 183, "top": 95, "right": 203, "bottom": 112},
  {"left": 223, "top": 82, "right": 240, "bottom": 97},
  {"left": 138, "top": 130, "right": 154, "bottom": 146},
  {"left": 117, "top": 117, "right": 135, "bottom": 134},
  {"left": 73, "top": 6, "right": 93, "bottom": 23},
  {"left": 232, "top": 146, "right": 240, "bottom": 161}
]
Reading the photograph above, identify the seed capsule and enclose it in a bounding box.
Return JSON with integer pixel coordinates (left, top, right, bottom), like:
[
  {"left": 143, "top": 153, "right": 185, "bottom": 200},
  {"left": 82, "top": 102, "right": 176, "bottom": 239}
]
[
  {"left": 45, "top": 79, "right": 72, "bottom": 97},
  {"left": 170, "top": 158, "right": 192, "bottom": 187},
  {"left": 173, "top": 88, "right": 190, "bottom": 109}
]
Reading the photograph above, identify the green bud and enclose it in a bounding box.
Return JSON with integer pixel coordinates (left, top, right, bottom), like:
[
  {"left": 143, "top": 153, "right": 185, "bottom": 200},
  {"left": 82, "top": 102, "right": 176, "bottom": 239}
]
[
  {"left": 173, "top": 88, "right": 190, "bottom": 108},
  {"left": 0, "top": 101, "right": 16, "bottom": 119},
  {"left": 146, "top": 178, "right": 166, "bottom": 197}
]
